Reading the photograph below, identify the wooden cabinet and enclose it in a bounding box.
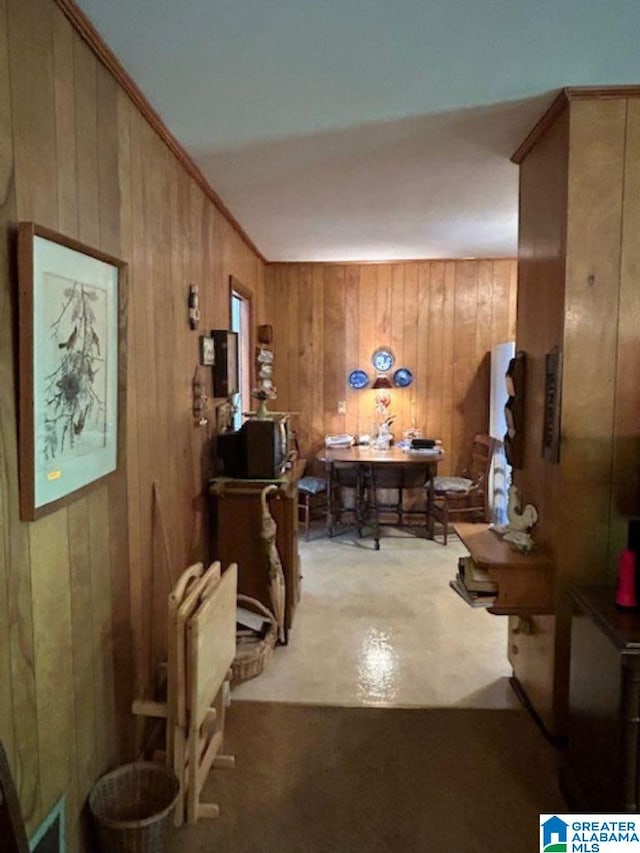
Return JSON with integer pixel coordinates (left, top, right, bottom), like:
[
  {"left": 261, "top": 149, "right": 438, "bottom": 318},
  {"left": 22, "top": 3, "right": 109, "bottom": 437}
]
[
  {"left": 210, "top": 459, "right": 305, "bottom": 643},
  {"left": 454, "top": 523, "right": 554, "bottom": 615},
  {"left": 561, "top": 585, "right": 640, "bottom": 811}
]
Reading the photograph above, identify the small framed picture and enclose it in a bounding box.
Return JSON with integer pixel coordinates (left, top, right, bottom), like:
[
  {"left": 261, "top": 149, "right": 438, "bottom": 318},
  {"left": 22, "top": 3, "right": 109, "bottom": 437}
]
[{"left": 199, "top": 334, "right": 215, "bottom": 366}]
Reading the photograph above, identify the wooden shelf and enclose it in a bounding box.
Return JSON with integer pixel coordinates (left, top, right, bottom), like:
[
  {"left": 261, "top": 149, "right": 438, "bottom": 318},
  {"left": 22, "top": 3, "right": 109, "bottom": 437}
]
[
  {"left": 209, "top": 459, "right": 306, "bottom": 644},
  {"left": 453, "top": 523, "right": 554, "bottom": 615}
]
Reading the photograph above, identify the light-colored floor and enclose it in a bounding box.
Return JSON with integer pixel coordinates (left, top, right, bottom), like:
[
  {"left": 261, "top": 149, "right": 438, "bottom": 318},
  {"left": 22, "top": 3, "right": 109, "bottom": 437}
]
[{"left": 232, "top": 523, "right": 519, "bottom": 709}]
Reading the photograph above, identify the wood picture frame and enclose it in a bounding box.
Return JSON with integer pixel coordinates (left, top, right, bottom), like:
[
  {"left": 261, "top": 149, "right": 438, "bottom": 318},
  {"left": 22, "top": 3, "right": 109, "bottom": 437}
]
[{"left": 17, "top": 222, "right": 126, "bottom": 521}]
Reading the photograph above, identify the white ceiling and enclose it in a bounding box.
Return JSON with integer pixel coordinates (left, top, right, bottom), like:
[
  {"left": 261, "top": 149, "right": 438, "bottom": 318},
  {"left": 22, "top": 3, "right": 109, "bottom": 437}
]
[{"left": 76, "top": 0, "right": 640, "bottom": 262}]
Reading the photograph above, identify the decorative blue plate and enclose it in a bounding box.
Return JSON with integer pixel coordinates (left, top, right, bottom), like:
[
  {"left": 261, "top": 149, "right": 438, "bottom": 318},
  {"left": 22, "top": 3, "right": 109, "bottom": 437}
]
[
  {"left": 348, "top": 369, "right": 369, "bottom": 390},
  {"left": 393, "top": 367, "right": 413, "bottom": 388}
]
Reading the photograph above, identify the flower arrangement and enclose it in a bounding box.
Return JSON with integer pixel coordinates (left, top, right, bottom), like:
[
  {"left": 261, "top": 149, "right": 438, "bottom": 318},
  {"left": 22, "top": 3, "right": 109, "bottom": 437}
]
[{"left": 252, "top": 385, "right": 277, "bottom": 402}]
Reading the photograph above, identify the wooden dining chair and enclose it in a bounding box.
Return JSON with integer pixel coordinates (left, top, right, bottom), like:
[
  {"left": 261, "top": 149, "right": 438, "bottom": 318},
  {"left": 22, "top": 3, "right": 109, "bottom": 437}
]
[
  {"left": 297, "top": 474, "right": 328, "bottom": 540},
  {"left": 426, "top": 434, "right": 497, "bottom": 545}
]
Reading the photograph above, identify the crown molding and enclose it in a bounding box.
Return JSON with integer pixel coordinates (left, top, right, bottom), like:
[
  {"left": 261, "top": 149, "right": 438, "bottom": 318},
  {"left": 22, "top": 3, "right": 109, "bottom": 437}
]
[{"left": 512, "top": 85, "right": 640, "bottom": 164}]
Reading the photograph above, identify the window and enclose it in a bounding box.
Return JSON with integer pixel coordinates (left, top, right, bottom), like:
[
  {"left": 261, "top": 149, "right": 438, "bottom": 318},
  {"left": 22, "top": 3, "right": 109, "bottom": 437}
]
[{"left": 230, "top": 277, "right": 252, "bottom": 430}]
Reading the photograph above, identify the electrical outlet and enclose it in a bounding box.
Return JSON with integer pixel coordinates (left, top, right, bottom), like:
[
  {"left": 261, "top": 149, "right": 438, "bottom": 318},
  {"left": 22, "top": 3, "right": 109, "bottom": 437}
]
[{"left": 337, "top": 400, "right": 346, "bottom": 415}]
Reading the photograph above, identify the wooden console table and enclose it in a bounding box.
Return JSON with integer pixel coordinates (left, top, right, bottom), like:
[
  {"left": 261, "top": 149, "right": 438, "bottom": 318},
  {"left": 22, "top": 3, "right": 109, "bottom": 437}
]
[
  {"left": 454, "top": 523, "right": 554, "bottom": 615},
  {"left": 209, "top": 459, "right": 305, "bottom": 643}
]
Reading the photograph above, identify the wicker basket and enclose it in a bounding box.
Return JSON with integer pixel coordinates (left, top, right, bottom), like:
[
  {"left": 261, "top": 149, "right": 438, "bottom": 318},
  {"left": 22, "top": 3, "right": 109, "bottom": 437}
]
[
  {"left": 89, "top": 762, "right": 180, "bottom": 853},
  {"left": 232, "top": 595, "right": 278, "bottom": 683}
]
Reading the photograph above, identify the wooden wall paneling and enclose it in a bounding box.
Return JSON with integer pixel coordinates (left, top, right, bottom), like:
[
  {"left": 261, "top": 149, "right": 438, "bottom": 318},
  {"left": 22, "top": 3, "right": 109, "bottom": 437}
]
[
  {"left": 490, "top": 259, "right": 515, "bottom": 344},
  {"left": 414, "top": 264, "right": 430, "bottom": 439},
  {"left": 450, "top": 262, "right": 478, "bottom": 475},
  {"left": 1, "top": 5, "right": 269, "bottom": 846},
  {"left": 66, "top": 501, "right": 96, "bottom": 804},
  {"left": 401, "top": 263, "right": 419, "bottom": 438},
  {"left": 272, "top": 264, "right": 289, "bottom": 410},
  {"left": 96, "top": 60, "right": 130, "bottom": 766},
  {"left": 153, "top": 141, "right": 175, "bottom": 576},
  {"left": 611, "top": 99, "right": 640, "bottom": 567},
  {"left": 8, "top": 0, "right": 57, "bottom": 228},
  {"left": 73, "top": 37, "right": 99, "bottom": 243},
  {"left": 169, "top": 161, "right": 191, "bottom": 568},
  {"left": 0, "top": 0, "right": 17, "bottom": 788},
  {"left": 507, "top": 261, "right": 518, "bottom": 338},
  {"left": 440, "top": 262, "right": 456, "bottom": 474},
  {"left": 137, "top": 112, "right": 161, "bottom": 700},
  {"left": 96, "top": 62, "right": 120, "bottom": 256},
  {"left": 341, "top": 265, "right": 359, "bottom": 442},
  {"left": 192, "top": 187, "right": 214, "bottom": 564},
  {"left": 286, "top": 264, "right": 300, "bottom": 429},
  {"left": 560, "top": 99, "right": 626, "bottom": 585},
  {"left": 106, "top": 85, "right": 133, "bottom": 762},
  {"left": 322, "top": 265, "right": 346, "bottom": 437},
  {"left": 146, "top": 128, "right": 171, "bottom": 671},
  {"left": 310, "top": 265, "right": 325, "bottom": 454},
  {"left": 267, "top": 260, "right": 516, "bottom": 477},
  {"left": 357, "top": 265, "right": 377, "bottom": 437},
  {"left": 389, "top": 265, "right": 407, "bottom": 432},
  {"left": 29, "top": 513, "right": 75, "bottom": 829},
  {"left": 73, "top": 35, "right": 117, "bottom": 791},
  {"left": 514, "top": 110, "right": 569, "bottom": 549},
  {"left": 475, "top": 259, "right": 494, "bottom": 435},
  {"left": 209, "top": 207, "right": 224, "bottom": 322},
  {"left": 510, "top": 103, "right": 570, "bottom": 737},
  {"left": 52, "top": 9, "right": 77, "bottom": 237},
  {"left": 126, "top": 102, "right": 147, "bottom": 708},
  {"left": 375, "top": 263, "right": 392, "bottom": 348},
  {"left": 426, "top": 262, "right": 445, "bottom": 442},
  {"left": 294, "top": 265, "right": 313, "bottom": 454},
  {"left": 88, "top": 486, "right": 117, "bottom": 769},
  {"left": 8, "top": 0, "right": 60, "bottom": 831}
]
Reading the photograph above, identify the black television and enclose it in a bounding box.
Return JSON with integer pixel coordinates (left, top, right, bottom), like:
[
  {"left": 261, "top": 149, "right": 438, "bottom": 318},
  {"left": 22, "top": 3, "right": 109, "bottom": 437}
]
[{"left": 217, "top": 418, "right": 288, "bottom": 479}]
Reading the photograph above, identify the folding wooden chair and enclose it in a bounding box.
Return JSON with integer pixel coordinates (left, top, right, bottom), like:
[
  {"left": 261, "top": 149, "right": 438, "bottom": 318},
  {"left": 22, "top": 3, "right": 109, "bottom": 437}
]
[{"left": 185, "top": 563, "right": 237, "bottom": 823}]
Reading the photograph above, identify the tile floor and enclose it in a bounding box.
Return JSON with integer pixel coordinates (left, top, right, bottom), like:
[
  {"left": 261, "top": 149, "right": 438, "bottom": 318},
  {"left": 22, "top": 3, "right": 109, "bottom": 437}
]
[{"left": 231, "top": 524, "right": 519, "bottom": 710}]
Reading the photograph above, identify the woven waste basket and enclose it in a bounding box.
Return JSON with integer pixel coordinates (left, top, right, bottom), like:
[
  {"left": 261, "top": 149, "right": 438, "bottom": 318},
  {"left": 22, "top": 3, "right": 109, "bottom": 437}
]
[
  {"left": 89, "top": 762, "right": 180, "bottom": 853},
  {"left": 232, "top": 594, "right": 278, "bottom": 682}
]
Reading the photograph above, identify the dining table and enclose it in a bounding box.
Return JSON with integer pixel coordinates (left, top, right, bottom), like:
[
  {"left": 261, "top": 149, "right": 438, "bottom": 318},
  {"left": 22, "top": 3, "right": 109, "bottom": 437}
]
[{"left": 316, "top": 444, "right": 445, "bottom": 549}]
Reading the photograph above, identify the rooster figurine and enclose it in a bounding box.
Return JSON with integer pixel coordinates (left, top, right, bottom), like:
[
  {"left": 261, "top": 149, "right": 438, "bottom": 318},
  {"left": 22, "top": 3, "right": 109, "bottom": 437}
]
[{"left": 501, "top": 484, "right": 538, "bottom": 552}]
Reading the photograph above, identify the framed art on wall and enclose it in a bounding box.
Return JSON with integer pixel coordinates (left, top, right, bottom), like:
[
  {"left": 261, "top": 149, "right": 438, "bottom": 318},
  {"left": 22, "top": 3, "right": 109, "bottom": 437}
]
[{"left": 17, "top": 222, "right": 126, "bottom": 521}]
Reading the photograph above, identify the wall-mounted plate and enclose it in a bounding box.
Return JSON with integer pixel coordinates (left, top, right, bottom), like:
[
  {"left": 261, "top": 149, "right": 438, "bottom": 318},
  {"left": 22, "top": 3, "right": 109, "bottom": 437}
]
[
  {"left": 371, "top": 348, "right": 395, "bottom": 372},
  {"left": 393, "top": 367, "right": 413, "bottom": 388},
  {"left": 348, "top": 369, "right": 369, "bottom": 390}
]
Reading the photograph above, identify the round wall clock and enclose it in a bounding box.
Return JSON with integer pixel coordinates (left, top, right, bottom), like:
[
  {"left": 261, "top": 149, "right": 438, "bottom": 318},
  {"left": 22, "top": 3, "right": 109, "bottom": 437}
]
[{"left": 371, "top": 348, "right": 395, "bottom": 373}]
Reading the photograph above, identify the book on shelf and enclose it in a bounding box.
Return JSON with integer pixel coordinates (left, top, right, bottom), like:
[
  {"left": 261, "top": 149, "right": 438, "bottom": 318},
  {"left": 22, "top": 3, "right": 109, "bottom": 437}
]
[
  {"left": 458, "top": 556, "right": 498, "bottom": 594},
  {"left": 449, "top": 577, "right": 496, "bottom": 608}
]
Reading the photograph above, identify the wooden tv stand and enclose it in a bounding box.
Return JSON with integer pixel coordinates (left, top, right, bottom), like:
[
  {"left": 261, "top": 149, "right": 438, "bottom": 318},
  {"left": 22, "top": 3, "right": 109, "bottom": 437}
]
[
  {"left": 454, "top": 523, "right": 554, "bottom": 615},
  {"left": 209, "top": 459, "right": 305, "bottom": 643}
]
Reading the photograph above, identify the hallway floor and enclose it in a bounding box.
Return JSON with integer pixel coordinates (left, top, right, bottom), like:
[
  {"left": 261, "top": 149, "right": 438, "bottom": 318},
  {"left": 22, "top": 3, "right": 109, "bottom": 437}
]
[
  {"left": 232, "top": 524, "right": 519, "bottom": 709},
  {"left": 169, "top": 525, "right": 564, "bottom": 852}
]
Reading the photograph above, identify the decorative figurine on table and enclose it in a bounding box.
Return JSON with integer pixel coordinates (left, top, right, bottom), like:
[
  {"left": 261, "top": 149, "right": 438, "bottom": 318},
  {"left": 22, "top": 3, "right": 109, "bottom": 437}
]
[
  {"left": 492, "top": 483, "right": 538, "bottom": 553},
  {"left": 373, "top": 419, "right": 394, "bottom": 450},
  {"left": 372, "top": 390, "right": 395, "bottom": 449}
]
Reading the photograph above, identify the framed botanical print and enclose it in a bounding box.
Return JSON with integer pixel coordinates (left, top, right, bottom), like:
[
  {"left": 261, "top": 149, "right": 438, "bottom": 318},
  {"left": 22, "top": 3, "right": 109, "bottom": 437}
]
[{"left": 17, "top": 222, "right": 126, "bottom": 520}]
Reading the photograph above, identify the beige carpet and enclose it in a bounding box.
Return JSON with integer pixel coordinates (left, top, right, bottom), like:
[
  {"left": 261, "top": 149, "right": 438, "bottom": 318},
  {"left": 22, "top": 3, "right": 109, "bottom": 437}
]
[{"left": 169, "top": 701, "right": 567, "bottom": 853}]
